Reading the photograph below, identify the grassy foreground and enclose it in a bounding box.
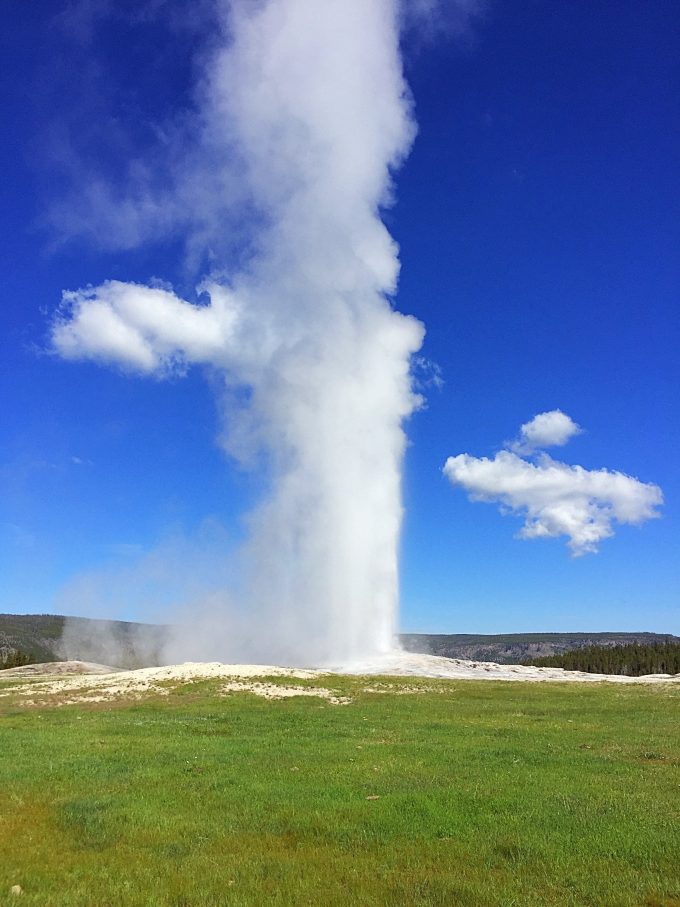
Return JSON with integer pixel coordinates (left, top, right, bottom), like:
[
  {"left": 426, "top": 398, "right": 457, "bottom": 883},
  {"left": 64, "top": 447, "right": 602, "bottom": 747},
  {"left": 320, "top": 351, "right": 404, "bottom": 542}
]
[{"left": 1, "top": 675, "right": 679, "bottom": 906}]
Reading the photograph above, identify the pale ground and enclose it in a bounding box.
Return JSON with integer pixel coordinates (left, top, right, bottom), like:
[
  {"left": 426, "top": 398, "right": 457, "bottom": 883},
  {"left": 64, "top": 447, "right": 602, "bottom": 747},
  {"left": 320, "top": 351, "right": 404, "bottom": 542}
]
[{"left": 1, "top": 652, "right": 677, "bottom": 706}]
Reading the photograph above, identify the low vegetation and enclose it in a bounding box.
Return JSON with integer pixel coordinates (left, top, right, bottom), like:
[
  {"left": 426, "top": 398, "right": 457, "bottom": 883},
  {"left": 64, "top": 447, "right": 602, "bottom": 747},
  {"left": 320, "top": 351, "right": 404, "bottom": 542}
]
[
  {"left": 1, "top": 674, "right": 678, "bottom": 905},
  {"left": 522, "top": 642, "right": 680, "bottom": 676}
]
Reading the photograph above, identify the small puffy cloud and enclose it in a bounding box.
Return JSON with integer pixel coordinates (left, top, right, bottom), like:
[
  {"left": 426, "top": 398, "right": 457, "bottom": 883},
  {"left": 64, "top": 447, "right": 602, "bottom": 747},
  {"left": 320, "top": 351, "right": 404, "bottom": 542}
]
[
  {"left": 443, "top": 414, "right": 663, "bottom": 555},
  {"left": 509, "top": 409, "right": 582, "bottom": 454},
  {"left": 51, "top": 279, "right": 241, "bottom": 375}
]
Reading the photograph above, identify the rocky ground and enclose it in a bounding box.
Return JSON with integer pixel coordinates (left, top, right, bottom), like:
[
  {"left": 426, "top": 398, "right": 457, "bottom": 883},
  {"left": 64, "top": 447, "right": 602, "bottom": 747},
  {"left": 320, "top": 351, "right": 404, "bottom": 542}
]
[{"left": 2, "top": 652, "right": 677, "bottom": 710}]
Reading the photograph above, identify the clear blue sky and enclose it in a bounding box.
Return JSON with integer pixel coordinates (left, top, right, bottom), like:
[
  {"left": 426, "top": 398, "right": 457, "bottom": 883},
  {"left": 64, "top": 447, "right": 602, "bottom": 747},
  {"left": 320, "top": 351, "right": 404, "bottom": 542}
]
[{"left": 1, "top": 1, "right": 678, "bottom": 634}]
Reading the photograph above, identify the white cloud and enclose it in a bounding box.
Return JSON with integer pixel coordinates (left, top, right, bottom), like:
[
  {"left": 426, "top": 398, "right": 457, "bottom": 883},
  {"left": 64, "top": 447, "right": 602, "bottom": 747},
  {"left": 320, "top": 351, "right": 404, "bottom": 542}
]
[
  {"left": 509, "top": 409, "right": 582, "bottom": 454},
  {"left": 443, "top": 415, "right": 663, "bottom": 555},
  {"left": 52, "top": 280, "right": 242, "bottom": 375}
]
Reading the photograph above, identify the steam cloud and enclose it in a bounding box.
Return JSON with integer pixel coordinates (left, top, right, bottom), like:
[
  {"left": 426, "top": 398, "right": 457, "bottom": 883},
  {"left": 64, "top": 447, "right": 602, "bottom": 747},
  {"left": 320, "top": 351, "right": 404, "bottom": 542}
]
[
  {"left": 50, "top": 1, "right": 480, "bottom": 665},
  {"left": 444, "top": 411, "right": 663, "bottom": 556}
]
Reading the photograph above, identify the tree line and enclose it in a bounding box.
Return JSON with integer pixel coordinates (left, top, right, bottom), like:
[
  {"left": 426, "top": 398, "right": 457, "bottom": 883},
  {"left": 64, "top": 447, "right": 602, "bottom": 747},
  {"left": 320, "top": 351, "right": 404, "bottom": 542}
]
[
  {"left": 522, "top": 642, "right": 680, "bottom": 676},
  {"left": 0, "top": 650, "right": 33, "bottom": 670}
]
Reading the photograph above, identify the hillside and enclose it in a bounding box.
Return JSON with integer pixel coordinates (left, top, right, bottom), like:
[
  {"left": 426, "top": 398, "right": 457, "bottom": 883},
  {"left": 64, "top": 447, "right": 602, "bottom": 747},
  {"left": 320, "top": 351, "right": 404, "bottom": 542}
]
[
  {"left": 0, "top": 614, "right": 168, "bottom": 669},
  {"left": 2, "top": 614, "right": 677, "bottom": 668},
  {"left": 399, "top": 632, "right": 680, "bottom": 665},
  {"left": 0, "top": 613, "right": 67, "bottom": 664}
]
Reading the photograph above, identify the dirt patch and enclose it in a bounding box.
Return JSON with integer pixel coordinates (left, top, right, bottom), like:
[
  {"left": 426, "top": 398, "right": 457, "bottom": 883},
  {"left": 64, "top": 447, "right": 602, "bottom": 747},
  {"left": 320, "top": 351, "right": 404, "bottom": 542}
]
[
  {"left": 0, "top": 662, "right": 324, "bottom": 706},
  {"left": 221, "top": 681, "right": 350, "bottom": 704}
]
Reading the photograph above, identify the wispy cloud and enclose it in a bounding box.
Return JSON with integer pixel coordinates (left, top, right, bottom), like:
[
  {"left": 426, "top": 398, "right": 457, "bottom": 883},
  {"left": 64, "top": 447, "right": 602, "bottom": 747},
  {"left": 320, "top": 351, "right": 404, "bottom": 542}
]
[
  {"left": 1, "top": 522, "right": 36, "bottom": 550},
  {"left": 401, "top": 0, "right": 486, "bottom": 43},
  {"left": 54, "top": 519, "right": 235, "bottom": 623},
  {"left": 70, "top": 455, "right": 93, "bottom": 466}
]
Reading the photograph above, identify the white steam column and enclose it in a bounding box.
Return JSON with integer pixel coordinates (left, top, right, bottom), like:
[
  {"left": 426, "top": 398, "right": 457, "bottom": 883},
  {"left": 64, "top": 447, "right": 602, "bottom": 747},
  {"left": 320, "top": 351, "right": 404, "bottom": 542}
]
[{"left": 51, "top": 0, "right": 426, "bottom": 666}]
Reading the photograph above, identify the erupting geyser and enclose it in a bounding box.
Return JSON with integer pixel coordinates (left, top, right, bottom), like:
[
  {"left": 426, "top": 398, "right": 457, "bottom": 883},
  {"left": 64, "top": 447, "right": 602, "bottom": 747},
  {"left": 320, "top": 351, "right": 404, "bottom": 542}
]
[{"left": 50, "top": 0, "right": 443, "bottom": 665}]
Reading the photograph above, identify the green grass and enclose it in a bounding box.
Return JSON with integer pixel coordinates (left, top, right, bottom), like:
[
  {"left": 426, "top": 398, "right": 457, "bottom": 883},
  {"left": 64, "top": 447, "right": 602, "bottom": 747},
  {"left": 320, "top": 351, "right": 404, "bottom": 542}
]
[{"left": 1, "top": 675, "right": 679, "bottom": 906}]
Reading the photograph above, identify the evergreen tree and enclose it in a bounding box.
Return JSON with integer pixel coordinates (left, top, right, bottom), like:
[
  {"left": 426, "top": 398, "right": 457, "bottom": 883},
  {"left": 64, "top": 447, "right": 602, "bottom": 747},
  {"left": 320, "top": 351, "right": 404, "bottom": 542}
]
[
  {"left": 521, "top": 642, "right": 680, "bottom": 676},
  {"left": 0, "top": 650, "right": 33, "bottom": 670}
]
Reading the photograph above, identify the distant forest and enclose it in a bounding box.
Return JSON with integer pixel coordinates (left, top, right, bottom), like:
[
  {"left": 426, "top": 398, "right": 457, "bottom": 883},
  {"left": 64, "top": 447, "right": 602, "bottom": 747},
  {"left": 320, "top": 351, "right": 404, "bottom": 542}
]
[
  {"left": 0, "top": 650, "right": 33, "bottom": 670},
  {"left": 2, "top": 614, "right": 679, "bottom": 672},
  {"left": 522, "top": 642, "right": 680, "bottom": 677}
]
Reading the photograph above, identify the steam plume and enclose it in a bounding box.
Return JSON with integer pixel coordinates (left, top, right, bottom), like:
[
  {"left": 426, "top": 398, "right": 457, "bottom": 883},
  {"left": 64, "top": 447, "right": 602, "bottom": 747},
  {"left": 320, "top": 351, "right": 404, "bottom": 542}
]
[{"left": 50, "top": 0, "right": 455, "bottom": 665}]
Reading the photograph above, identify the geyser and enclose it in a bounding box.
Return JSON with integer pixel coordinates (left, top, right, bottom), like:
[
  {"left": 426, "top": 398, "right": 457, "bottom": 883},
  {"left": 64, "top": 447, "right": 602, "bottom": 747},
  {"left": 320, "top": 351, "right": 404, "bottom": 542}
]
[{"left": 50, "top": 0, "right": 439, "bottom": 665}]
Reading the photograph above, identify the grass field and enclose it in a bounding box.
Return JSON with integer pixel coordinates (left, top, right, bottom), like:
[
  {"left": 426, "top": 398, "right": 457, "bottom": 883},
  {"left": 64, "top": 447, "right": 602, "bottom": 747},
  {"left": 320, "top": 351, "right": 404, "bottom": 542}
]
[{"left": 1, "top": 673, "right": 679, "bottom": 906}]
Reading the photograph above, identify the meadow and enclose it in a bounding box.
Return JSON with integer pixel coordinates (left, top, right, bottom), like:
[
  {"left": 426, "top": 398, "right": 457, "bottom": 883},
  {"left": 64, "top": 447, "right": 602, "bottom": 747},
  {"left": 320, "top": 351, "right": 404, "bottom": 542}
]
[{"left": 1, "top": 673, "right": 678, "bottom": 906}]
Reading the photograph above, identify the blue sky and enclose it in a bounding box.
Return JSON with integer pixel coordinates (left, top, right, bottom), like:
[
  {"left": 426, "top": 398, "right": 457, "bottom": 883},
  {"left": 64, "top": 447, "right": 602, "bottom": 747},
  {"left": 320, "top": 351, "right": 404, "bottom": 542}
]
[{"left": 1, "top": 1, "right": 678, "bottom": 635}]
